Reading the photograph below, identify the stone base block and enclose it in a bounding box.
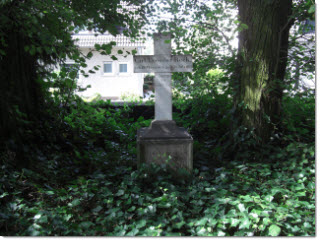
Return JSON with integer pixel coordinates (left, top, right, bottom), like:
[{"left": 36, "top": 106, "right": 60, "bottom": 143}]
[{"left": 137, "top": 120, "right": 193, "bottom": 173}]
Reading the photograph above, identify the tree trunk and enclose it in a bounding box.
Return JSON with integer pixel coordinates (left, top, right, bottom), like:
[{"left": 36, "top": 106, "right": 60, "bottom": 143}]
[
  {"left": 235, "top": 0, "right": 293, "bottom": 142},
  {"left": 0, "top": 30, "right": 42, "bottom": 144}
]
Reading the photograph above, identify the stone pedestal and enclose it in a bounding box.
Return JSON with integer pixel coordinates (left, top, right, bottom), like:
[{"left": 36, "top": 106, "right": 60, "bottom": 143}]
[{"left": 137, "top": 120, "right": 193, "bottom": 173}]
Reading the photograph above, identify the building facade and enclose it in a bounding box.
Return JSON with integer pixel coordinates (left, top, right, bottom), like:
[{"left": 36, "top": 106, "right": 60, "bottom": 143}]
[{"left": 67, "top": 31, "right": 145, "bottom": 100}]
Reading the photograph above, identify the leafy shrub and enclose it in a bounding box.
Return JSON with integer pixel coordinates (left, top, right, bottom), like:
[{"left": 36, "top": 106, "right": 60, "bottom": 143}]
[
  {"left": 282, "top": 89, "right": 315, "bottom": 143},
  {"left": 0, "top": 69, "right": 315, "bottom": 237},
  {"left": 172, "top": 69, "right": 233, "bottom": 167},
  {"left": 173, "top": 69, "right": 231, "bottom": 126}
]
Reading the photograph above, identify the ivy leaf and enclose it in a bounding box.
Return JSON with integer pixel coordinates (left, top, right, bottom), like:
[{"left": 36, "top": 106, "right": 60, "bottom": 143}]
[
  {"left": 45, "top": 191, "right": 54, "bottom": 196},
  {"left": 68, "top": 198, "right": 81, "bottom": 207},
  {"left": 207, "top": 218, "right": 217, "bottom": 227},
  {"left": 80, "top": 221, "right": 94, "bottom": 229},
  {"left": 240, "top": 195, "right": 253, "bottom": 202},
  {"left": 196, "top": 227, "right": 206, "bottom": 235},
  {"left": 173, "top": 221, "right": 185, "bottom": 229},
  {"left": 239, "top": 217, "right": 250, "bottom": 230},
  {"left": 268, "top": 224, "right": 281, "bottom": 236},
  {"left": 296, "top": 192, "right": 306, "bottom": 197},
  {"left": 230, "top": 218, "right": 240, "bottom": 227},
  {"left": 158, "top": 202, "right": 171, "bottom": 208},
  {"left": 92, "top": 206, "right": 103, "bottom": 213},
  {"left": 146, "top": 204, "right": 156, "bottom": 213},
  {"left": 128, "top": 206, "right": 136, "bottom": 212},
  {"left": 238, "top": 203, "right": 246, "bottom": 212},
  {"left": 265, "top": 195, "right": 274, "bottom": 202},
  {"left": 195, "top": 218, "right": 207, "bottom": 226},
  {"left": 0, "top": 192, "right": 8, "bottom": 198},
  {"left": 127, "top": 228, "right": 139, "bottom": 236},
  {"left": 136, "top": 220, "right": 147, "bottom": 229},
  {"left": 204, "top": 187, "right": 216, "bottom": 192},
  {"left": 115, "top": 190, "right": 124, "bottom": 196}
]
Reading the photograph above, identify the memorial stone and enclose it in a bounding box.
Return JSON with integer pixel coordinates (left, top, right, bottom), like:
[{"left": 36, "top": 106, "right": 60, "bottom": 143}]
[{"left": 134, "top": 33, "right": 193, "bottom": 173}]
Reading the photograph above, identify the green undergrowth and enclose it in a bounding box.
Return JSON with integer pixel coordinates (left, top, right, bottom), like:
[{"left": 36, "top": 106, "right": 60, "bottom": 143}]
[
  {"left": 0, "top": 139, "right": 315, "bottom": 236},
  {"left": 0, "top": 90, "right": 315, "bottom": 236}
]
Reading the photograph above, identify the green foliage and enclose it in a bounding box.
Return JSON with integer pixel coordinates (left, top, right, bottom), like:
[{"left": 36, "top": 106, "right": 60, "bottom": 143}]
[
  {"left": 172, "top": 68, "right": 233, "bottom": 166},
  {"left": 0, "top": 0, "right": 315, "bottom": 237},
  {"left": 120, "top": 92, "right": 143, "bottom": 103},
  {"left": 0, "top": 85, "right": 315, "bottom": 236},
  {"left": 173, "top": 68, "right": 231, "bottom": 132},
  {"left": 0, "top": 0, "right": 150, "bottom": 144},
  {"left": 0, "top": 0, "right": 147, "bottom": 61},
  {"left": 49, "top": 70, "right": 80, "bottom": 109},
  {"left": 154, "top": 0, "right": 314, "bottom": 142},
  {"left": 0, "top": 135, "right": 315, "bottom": 236},
  {"left": 282, "top": 90, "right": 315, "bottom": 143}
]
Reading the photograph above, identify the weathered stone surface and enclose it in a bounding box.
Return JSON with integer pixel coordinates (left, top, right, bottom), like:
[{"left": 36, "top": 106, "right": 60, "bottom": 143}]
[
  {"left": 154, "top": 33, "right": 171, "bottom": 55},
  {"left": 138, "top": 120, "right": 192, "bottom": 139},
  {"left": 154, "top": 74, "right": 172, "bottom": 120},
  {"left": 133, "top": 33, "right": 193, "bottom": 121},
  {"left": 134, "top": 33, "right": 193, "bottom": 174},
  {"left": 137, "top": 120, "right": 193, "bottom": 173},
  {"left": 134, "top": 55, "right": 193, "bottom": 73}
]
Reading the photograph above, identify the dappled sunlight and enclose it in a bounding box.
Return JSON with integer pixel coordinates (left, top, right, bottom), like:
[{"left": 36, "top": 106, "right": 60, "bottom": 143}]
[{"left": 0, "top": 0, "right": 314, "bottom": 237}]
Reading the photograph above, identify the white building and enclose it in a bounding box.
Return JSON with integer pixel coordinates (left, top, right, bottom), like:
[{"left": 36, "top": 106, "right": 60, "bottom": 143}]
[{"left": 67, "top": 31, "right": 146, "bottom": 100}]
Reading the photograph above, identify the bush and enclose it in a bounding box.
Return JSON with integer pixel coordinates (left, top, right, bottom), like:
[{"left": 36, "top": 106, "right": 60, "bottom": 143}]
[{"left": 282, "top": 89, "right": 315, "bottom": 143}]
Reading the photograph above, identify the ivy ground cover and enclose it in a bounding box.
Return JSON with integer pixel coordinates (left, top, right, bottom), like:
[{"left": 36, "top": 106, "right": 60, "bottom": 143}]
[{"left": 0, "top": 141, "right": 315, "bottom": 236}]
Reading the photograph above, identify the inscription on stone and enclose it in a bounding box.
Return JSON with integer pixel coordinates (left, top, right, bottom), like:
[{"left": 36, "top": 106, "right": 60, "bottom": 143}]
[
  {"left": 134, "top": 55, "right": 193, "bottom": 73},
  {"left": 135, "top": 33, "right": 193, "bottom": 175}
]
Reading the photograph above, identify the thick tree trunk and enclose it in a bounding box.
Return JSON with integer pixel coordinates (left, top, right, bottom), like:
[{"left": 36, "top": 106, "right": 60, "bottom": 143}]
[
  {"left": 235, "top": 0, "right": 293, "bottom": 142},
  {"left": 0, "top": 30, "right": 42, "bottom": 144}
]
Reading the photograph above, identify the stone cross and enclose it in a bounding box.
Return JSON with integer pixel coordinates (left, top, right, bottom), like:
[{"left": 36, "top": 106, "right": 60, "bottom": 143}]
[{"left": 134, "top": 33, "right": 193, "bottom": 120}]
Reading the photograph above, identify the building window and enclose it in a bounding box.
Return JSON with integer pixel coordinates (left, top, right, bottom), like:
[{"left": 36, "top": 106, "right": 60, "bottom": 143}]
[
  {"left": 119, "top": 63, "right": 128, "bottom": 73},
  {"left": 104, "top": 62, "right": 113, "bottom": 73}
]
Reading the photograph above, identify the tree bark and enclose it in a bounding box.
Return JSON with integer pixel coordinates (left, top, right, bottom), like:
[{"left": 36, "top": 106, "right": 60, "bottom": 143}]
[
  {"left": 0, "top": 30, "right": 42, "bottom": 143},
  {"left": 235, "top": 0, "right": 293, "bottom": 142}
]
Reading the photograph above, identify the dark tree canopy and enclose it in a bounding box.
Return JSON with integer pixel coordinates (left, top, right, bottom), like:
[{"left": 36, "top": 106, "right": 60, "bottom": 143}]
[{"left": 0, "top": 0, "right": 150, "bottom": 143}]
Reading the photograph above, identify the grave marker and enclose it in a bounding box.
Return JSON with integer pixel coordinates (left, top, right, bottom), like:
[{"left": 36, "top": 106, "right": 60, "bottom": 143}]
[
  {"left": 134, "top": 33, "right": 193, "bottom": 174},
  {"left": 134, "top": 33, "right": 192, "bottom": 120}
]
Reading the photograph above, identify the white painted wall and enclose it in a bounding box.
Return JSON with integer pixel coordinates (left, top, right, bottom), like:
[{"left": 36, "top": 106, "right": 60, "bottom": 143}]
[{"left": 71, "top": 47, "right": 144, "bottom": 99}]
